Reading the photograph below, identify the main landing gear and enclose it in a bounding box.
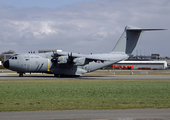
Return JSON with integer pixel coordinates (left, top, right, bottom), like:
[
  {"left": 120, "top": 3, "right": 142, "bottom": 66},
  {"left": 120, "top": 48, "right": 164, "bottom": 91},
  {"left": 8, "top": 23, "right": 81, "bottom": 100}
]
[{"left": 54, "top": 74, "right": 80, "bottom": 77}]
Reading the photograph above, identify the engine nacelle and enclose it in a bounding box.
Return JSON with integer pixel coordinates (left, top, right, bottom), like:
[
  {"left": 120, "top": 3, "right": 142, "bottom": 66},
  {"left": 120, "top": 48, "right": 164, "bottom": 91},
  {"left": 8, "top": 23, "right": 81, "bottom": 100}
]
[
  {"left": 57, "top": 56, "right": 68, "bottom": 64},
  {"left": 73, "top": 57, "right": 86, "bottom": 66},
  {"left": 57, "top": 56, "right": 86, "bottom": 65}
]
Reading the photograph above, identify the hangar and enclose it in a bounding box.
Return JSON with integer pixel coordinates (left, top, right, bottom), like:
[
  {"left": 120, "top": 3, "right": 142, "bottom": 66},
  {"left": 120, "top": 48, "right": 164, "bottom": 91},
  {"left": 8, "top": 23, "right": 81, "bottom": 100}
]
[{"left": 115, "top": 61, "right": 167, "bottom": 70}]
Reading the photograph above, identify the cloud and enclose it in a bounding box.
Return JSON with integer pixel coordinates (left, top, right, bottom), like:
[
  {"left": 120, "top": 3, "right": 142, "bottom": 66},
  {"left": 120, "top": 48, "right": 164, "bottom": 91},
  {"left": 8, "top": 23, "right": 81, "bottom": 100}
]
[{"left": 0, "top": 0, "right": 170, "bottom": 56}]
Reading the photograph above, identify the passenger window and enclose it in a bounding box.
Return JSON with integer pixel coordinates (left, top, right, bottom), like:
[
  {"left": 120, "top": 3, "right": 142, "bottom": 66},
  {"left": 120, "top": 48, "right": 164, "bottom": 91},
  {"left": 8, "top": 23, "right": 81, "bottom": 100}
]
[
  {"left": 15, "top": 57, "right": 17, "bottom": 59},
  {"left": 12, "top": 57, "right": 14, "bottom": 59}
]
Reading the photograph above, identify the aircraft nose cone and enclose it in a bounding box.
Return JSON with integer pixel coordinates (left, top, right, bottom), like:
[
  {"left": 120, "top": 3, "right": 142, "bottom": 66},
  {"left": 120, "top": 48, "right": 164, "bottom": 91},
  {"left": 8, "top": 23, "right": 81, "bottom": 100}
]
[{"left": 3, "top": 60, "right": 9, "bottom": 69}]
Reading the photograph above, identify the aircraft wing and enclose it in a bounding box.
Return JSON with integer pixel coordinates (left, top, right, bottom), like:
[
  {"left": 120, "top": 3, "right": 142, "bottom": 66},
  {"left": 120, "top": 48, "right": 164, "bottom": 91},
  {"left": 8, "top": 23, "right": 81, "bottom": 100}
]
[
  {"left": 55, "top": 52, "right": 113, "bottom": 61},
  {"left": 52, "top": 52, "right": 128, "bottom": 65}
]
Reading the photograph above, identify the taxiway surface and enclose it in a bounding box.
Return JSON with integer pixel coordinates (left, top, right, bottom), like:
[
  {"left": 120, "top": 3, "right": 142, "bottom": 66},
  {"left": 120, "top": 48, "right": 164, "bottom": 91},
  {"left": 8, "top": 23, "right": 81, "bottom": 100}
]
[
  {"left": 0, "top": 73, "right": 170, "bottom": 80},
  {"left": 0, "top": 109, "right": 170, "bottom": 120}
]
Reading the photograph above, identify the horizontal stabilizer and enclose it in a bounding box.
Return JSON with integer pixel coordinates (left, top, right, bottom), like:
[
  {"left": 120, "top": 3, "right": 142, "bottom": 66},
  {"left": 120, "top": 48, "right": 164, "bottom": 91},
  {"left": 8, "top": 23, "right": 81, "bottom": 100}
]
[
  {"left": 127, "top": 29, "right": 166, "bottom": 31},
  {"left": 125, "top": 25, "right": 167, "bottom": 31}
]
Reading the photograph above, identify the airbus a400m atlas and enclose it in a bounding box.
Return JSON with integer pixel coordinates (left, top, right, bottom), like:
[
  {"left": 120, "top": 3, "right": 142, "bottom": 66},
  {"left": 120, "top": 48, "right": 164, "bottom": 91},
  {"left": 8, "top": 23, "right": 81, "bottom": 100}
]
[{"left": 3, "top": 25, "right": 164, "bottom": 77}]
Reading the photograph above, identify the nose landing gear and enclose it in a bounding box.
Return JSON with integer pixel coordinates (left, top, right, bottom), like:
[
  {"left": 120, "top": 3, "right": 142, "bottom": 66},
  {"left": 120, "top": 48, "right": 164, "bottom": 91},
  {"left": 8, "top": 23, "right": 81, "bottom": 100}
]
[{"left": 19, "top": 72, "right": 24, "bottom": 77}]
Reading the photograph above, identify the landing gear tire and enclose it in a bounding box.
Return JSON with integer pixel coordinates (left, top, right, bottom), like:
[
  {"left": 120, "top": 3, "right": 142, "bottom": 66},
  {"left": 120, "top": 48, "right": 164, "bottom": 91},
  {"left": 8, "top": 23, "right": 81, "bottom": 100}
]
[
  {"left": 19, "top": 73, "right": 24, "bottom": 77},
  {"left": 60, "top": 75, "right": 65, "bottom": 77},
  {"left": 54, "top": 74, "right": 59, "bottom": 77},
  {"left": 74, "top": 75, "right": 80, "bottom": 77}
]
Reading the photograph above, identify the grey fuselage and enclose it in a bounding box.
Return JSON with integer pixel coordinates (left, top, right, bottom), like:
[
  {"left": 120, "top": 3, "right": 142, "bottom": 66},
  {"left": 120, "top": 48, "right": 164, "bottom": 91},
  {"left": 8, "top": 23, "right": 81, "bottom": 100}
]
[{"left": 6, "top": 52, "right": 128, "bottom": 76}]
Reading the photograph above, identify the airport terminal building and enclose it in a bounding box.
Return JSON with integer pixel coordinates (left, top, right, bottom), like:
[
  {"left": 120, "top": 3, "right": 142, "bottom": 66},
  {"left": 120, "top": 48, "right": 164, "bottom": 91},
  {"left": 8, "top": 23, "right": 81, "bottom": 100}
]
[
  {"left": 113, "top": 54, "right": 169, "bottom": 70},
  {"left": 116, "top": 61, "right": 167, "bottom": 70}
]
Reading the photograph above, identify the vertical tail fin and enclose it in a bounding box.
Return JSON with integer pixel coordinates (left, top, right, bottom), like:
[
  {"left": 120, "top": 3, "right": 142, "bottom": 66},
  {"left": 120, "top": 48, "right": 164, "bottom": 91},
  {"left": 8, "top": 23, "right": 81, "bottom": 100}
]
[{"left": 111, "top": 25, "right": 165, "bottom": 54}]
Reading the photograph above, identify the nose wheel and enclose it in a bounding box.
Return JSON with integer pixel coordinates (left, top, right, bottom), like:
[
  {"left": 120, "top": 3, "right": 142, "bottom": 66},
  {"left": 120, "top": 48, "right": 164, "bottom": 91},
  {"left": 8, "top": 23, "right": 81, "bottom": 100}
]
[{"left": 19, "top": 73, "right": 24, "bottom": 77}]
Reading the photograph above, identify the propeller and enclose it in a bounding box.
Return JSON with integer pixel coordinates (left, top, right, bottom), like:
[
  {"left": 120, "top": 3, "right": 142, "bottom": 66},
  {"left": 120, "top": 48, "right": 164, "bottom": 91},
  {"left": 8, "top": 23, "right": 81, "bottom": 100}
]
[
  {"left": 67, "top": 52, "right": 74, "bottom": 64},
  {"left": 51, "top": 51, "right": 58, "bottom": 62}
]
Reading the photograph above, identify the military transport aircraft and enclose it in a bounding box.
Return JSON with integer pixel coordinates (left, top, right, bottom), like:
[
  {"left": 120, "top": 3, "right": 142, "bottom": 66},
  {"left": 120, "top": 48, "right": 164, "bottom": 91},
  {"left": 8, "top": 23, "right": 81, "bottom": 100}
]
[{"left": 3, "top": 25, "right": 165, "bottom": 77}]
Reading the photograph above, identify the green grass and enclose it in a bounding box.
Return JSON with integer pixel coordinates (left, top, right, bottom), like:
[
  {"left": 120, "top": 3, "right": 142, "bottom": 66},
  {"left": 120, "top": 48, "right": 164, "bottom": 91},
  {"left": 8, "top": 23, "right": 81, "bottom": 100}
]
[{"left": 0, "top": 80, "right": 170, "bottom": 111}]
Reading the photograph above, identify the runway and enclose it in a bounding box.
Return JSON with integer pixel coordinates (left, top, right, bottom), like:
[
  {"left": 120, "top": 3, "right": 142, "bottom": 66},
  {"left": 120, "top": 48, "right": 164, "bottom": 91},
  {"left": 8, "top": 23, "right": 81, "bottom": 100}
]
[
  {"left": 0, "top": 73, "right": 170, "bottom": 80},
  {"left": 0, "top": 109, "right": 170, "bottom": 120}
]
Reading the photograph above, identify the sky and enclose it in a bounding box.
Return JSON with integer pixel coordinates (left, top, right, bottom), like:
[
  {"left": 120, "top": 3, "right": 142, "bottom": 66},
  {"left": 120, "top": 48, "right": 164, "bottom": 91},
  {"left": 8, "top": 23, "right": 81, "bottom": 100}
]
[{"left": 0, "top": 0, "right": 170, "bottom": 56}]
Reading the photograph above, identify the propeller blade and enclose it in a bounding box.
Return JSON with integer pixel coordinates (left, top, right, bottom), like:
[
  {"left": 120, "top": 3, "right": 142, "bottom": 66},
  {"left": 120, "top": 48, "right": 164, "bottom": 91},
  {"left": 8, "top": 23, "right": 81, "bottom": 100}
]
[
  {"left": 67, "top": 52, "right": 74, "bottom": 64},
  {"left": 51, "top": 51, "right": 58, "bottom": 62}
]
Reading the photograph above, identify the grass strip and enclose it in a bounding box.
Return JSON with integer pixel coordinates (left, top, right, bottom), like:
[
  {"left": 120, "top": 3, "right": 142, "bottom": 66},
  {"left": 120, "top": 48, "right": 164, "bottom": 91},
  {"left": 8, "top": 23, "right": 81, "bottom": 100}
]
[{"left": 0, "top": 80, "right": 170, "bottom": 111}]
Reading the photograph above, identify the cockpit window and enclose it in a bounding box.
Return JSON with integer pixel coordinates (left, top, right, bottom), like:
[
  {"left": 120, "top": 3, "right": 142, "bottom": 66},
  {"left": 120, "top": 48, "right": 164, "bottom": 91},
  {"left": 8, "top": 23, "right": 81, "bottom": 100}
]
[{"left": 11, "top": 56, "right": 17, "bottom": 59}]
